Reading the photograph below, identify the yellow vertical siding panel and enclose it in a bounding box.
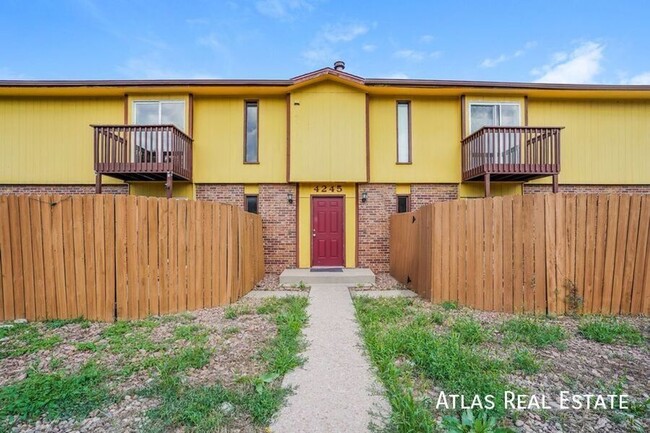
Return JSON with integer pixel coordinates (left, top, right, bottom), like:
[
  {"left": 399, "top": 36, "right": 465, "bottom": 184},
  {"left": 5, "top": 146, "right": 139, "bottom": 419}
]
[
  {"left": 192, "top": 96, "right": 286, "bottom": 183},
  {"left": 369, "top": 96, "right": 461, "bottom": 183},
  {"left": 290, "top": 81, "right": 366, "bottom": 182},
  {"left": 528, "top": 99, "right": 650, "bottom": 184},
  {"left": 129, "top": 182, "right": 194, "bottom": 199},
  {"left": 0, "top": 96, "right": 123, "bottom": 184}
]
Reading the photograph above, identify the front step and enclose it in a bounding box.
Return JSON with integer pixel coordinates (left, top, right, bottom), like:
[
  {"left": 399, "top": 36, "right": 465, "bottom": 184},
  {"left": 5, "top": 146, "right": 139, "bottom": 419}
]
[{"left": 279, "top": 268, "right": 375, "bottom": 285}]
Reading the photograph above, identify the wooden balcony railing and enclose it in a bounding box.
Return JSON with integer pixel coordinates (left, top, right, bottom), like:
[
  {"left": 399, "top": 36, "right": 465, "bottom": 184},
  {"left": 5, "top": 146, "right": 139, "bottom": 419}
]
[
  {"left": 93, "top": 125, "right": 192, "bottom": 182},
  {"left": 461, "top": 126, "right": 563, "bottom": 183}
]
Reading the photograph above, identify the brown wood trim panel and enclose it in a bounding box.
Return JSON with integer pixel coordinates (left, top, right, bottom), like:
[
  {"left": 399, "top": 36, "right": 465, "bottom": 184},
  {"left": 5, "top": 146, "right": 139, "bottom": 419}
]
[{"left": 188, "top": 93, "right": 194, "bottom": 137}]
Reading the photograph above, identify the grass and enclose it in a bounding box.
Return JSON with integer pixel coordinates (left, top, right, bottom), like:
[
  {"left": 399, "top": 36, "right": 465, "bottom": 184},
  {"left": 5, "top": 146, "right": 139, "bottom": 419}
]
[
  {"left": 441, "top": 300, "right": 459, "bottom": 310},
  {"left": 224, "top": 304, "right": 253, "bottom": 319},
  {"left": 578, "top": 316, "right": 644, "bottom": 345},
  {"left": 353, "top": 297, "right": 511, "bottom": 432},
  {"left": 142, "top": 296, "right": 309, "bottom": 433},
  {"left": 509, "top": 348, "right": 541, "bottom": 375},
  {"left": 0, "top": 323, "right": 62, "bottom": 359},
  {"left": 0, "top": 361, "right": 111, "bottom": 421},
  {"left": 500, "top": 317, "right": 567, "bottom": 348},
  {"left": 43, "top": 317, "right": 90, "bottom": 329}
]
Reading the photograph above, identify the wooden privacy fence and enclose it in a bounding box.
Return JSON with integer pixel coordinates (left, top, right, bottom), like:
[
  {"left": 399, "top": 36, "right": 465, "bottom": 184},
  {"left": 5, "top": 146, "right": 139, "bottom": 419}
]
[
  {"left": 390, "top": 194, "right": 650, "bottom": 315},
  {"left": 0, "top": 194, "right": 265, "bottom": 322}
]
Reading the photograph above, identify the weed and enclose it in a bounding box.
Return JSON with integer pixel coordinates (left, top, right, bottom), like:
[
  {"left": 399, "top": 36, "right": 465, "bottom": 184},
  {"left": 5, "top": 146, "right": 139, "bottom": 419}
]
[
  {"left": 74, "top": 342, "right": 100, "bottom": 352},
  {"left": 451, "top": 317, "right": 488, "bottom": 345},
  {"left": 500, "top": 317, "right": 567, "bottom": 348},
  {"left": 0, "top": 324, "right": 62, "bottom": 359},
  {"left": 48, "top": 358, "right": 63, "bottom": 370},
  {"left": 442, "top": 409, "right": 514, "bottom": 432},
  {"left": 256, "top": 297, "right": 287, "bottom": 315},
  {"left": 43, "top": 317, "right": 90, "bottom": 329},
  {"left": 173, "top": 324, "right": 209, "bottom": 345},
  {"left": 223, "top": 326, "right": 240, "bottom": 337},
  {"left": 0, "top": 362, "right": 111, "bottom": 421},
  {"left": 224, "top": 304, "right": 253, "bottom": 319},
  {"left": 101, "top": 320, "right": 165, "bottom": 356},
  {"left": 578, "top": 317, "right": 644, "bottom": 345},
  {"left": 441, "top": 300, "right": 459, "bottom": 310},
  {"left": 509, "top": 348, "right": 541, "bottom": 375},
  {"left": 431, "top": 311, "right": 446, "bottom": 325}
]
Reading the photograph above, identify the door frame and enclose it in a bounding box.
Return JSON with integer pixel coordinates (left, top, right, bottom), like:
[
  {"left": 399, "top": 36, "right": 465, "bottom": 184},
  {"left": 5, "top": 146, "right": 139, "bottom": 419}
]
[{"left": 310, "top": 195, "right": 346, "bottom": 267}]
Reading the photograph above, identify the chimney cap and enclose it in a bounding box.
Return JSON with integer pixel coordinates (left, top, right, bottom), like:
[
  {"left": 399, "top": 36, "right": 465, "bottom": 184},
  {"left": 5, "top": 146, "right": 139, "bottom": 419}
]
[{"left": 333, "top": 60, "right": 345, "bottom": 71}]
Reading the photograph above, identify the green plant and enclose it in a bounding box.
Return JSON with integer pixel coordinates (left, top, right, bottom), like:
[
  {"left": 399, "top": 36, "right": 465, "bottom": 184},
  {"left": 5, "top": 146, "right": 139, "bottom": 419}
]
[
  {"left": 451, "top": 317, "right": 488, "bottom": 345},
  {"left": 509, "top": 348, "right": 541, "bottom": 375},
  {"left": 431, "top": 311, "right": 446, "bottom": 325},
  {"left": 224, "top": 304, "right": 253, "bottom": 319},
  {"left": 578, "top": 317, "right": 644, "bottom": 345},
  {"left": 43, "top": 317, "right": 90, "bottom": 329},
  {"left": 74, "top": 342, "right": 100, "bottom": 352},
  {"left": 0, "top": 362, "right": 111, "bottom": 421},
  {"left": 500, "top": 317, "right": 567, "bottom": 348},
  {"left": 441, "top": 300, "right": 459, "bottom": 310},
  {"left": 0, "top": 324, "right": 62, "bottom": 359},
  {"left": 442, "top": 409, "right": 514, "bottom": 433},
  {"left": 173, "top": 324, "right": 209, "bottom": 345}
]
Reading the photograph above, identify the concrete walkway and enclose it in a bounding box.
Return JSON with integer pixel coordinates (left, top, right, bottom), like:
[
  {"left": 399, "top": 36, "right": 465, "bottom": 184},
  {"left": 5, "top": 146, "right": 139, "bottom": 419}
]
[{"left": 270, "top": 284, "right": 389, "bottom": 433}]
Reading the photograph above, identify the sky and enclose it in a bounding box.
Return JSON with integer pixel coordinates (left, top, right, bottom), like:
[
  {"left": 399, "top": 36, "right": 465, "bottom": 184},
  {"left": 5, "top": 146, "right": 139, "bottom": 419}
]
[{"left": 1, "top": 0, "right": 650, "bottom": 84}]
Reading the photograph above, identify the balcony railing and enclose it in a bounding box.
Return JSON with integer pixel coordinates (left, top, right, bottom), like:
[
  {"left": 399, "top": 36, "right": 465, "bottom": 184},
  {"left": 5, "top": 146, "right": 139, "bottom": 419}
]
[
  {"left": 93, "top": 124, "right": 192, "bottom": 181},
  {"left": 461, "top": 126, "right": 562, "bottom": 182}
]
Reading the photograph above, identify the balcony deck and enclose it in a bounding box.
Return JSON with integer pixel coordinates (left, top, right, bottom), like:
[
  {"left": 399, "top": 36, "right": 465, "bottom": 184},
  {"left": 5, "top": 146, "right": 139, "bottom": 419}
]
[
  {"left": 93, "top": 124, "right": 192, "bottom": 182},
  {"left": 461, "top": 126, "right": 563, "bottom": 194}
]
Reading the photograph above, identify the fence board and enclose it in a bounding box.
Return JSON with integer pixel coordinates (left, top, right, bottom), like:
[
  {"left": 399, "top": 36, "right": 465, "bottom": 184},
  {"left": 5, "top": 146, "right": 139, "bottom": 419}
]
[
  {"left": 29, "top": 198, "right": 47, "bottom": 320},
  {"left": 389, "top": 193, "right": 650, "bottom": 316}
]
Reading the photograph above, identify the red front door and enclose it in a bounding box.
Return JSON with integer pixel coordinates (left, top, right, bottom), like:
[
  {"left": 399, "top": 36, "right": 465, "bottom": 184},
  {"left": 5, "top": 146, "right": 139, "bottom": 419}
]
[{"left": 311, "top": 197, "right": 345, "bottom": 267}]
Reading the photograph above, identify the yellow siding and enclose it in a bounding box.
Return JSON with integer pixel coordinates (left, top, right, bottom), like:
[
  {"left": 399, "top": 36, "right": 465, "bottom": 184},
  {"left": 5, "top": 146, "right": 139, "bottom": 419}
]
[
  {"left": 130, "top": 182, "right": 194, "bottom": 199},
  {"left": 298, "top": 183, "right": 356, "bottom": 268},
  {"left": 0, "top": 96, "right": 124, "bottom": 184},
  {"left": 193, "top": 96, "right": 286, "bottom": 183},
  {"left": 290, "top": 81, "right": 366, "bottom": 182},
  {"left": 528, "top": 99, "right": 650, "bottom": 184},
  {"left": 369, "top": 96, "right": 461, "bottom": 183},
  {"left": 459, "top": 183, "right": 522, "bottom": 198},
  {"left": 244, "top": 184, "right": 259, "bottom": 195},
  {"left": 395, "top": 184, "right": 411, "bottom": 195}
]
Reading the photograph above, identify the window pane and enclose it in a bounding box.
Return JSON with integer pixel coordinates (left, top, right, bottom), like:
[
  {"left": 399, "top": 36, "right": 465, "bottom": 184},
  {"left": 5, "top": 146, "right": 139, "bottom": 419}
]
[
  {"left": 397, "top": 102, "right": 410, "bottom": 163},
  {"left": 161, "top": 102, "right": 186, "bottom": 131},
  {"left": 134, "top": 102, "right": 159, "bottom": 125},
  {"left": 500, "top": 104, "right": 520, "bottom": 126},
  {"left": 397, "top": 196, "right": 409, "bottom": 213},
  {"left": 246, "top": 196, "right": 258, "bottom": 214},
  {"left": 470, "top": 104, "right": 497, "bottom": 133},
  {"left": 245, "top": 102, "right": 258, "bottom": 163}
]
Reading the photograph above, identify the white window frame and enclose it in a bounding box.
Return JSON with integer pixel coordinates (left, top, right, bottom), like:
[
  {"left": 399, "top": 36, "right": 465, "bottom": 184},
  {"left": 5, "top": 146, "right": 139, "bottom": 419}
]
[
  {"left": 132, "top": 100, "right": 186, "bottom": 163},
  {"left": 468, "top": 102, "right": 521, "bottom": 134}
]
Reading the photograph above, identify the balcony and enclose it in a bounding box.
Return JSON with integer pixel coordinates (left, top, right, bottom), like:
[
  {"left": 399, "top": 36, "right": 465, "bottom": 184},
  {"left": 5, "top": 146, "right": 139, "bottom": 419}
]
[
  {"left": 93, "top": 125, "right": 192, "bottom": 196},
  {"left": 461, "top": 126, "right": 563, "bottom": 195}
]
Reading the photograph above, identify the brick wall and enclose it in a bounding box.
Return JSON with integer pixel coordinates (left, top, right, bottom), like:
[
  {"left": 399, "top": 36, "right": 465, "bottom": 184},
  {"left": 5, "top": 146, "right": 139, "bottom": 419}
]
[
  {"left": 259, "top": 184, "right": 297, "bottom": 273},
  {"left": 195, "top": 184, "right": 245, "bottom": 208},
  {"left": 0, "top": 184, "right": 129, "bottom": 195},
  {"left": 196, "top": 183, "right": 297, "bottom": 274},
  {"left": 523, "top": 184, "right": 650, "bottom": 195},
  {"left": 358, "top": 183, "right": 459, "bottom": 273},
  {"left": 411, "top": 183, "right": 458, "bottom": 210}
]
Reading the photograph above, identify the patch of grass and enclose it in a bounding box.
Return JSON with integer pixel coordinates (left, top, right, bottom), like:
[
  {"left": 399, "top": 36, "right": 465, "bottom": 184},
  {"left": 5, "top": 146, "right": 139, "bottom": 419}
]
[
  {"left": 224, "top": 304, "right": 253, "bottom": 319},
  {"left": 451, "top": 317, "right": 488, "bottom": 345},
  {"left": 578, "top": 317, "right": 644, "bottom": 345},
  {"left": 223, "top": 326, "right": 240, "bottom": 337},
  {"left": 101, "top": 320, "right": 165, "bottom": 356},
  {"left": 500, "top": 317, "right": 567, "bottom": 348},
  {"left": 43, "top": 317, "right": 90, "bottom": 329},
  {"left": 441, "top": 300, "right": 459, "bottom": 310},
  {"left": 74, "top": 341, "right": 101, "bottom": 352},
  {"left": 509, "top": 348, "right": 541, "bottom": 375},
  {"left": 431, "top": 311, "right": 446, "bottom": 325},
  {"left": 0, "top": 324, "right": 62, "bottom": 359},
  {"left": 259, "top": 296, "right": 309, "bottom": 375},
  {"left": 173, "top": 324, "right": 209, "bottom": 345},
  {"left": 354, "top": 297, "right": 512, "bottom": 432},
  {"left": 0, "top": 361, "right": 111, "bottom": 421}
]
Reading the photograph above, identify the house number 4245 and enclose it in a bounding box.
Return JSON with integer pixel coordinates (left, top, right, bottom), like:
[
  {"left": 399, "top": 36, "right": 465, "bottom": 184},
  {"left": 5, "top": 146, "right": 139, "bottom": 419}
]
[{"left": 313, "top": 185, "right": 343, "bottom": 193}]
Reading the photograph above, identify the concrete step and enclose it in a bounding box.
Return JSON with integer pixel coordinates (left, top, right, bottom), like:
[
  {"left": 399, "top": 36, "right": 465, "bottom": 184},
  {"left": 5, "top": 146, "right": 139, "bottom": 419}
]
[{"left": 279, "top": 268, "right": 375, "bottom": 285}]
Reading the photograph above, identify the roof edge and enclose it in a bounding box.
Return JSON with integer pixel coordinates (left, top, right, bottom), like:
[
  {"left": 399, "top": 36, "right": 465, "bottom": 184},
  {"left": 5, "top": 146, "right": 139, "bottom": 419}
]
[{"left": 365, "top": 78, "right": 650, "bottom": 91}]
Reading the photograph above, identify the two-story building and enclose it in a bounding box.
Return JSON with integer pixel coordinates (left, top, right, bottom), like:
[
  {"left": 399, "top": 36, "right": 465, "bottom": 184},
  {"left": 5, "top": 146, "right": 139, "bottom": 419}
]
[{"left": 1, "top": 62, "right": 649, "bottom": 273}]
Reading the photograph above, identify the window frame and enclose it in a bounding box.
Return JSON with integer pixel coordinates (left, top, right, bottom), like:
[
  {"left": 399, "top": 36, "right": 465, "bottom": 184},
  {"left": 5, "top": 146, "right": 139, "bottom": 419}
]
[
  {"left": 243, "top": 99, "right": 260, "bottom": 164},
  {"left": 396, "top": 195, "right": 411, "bottom": 213},
  {"left": 468, "top": 102, "right": 521, "bottom": 135},
  {"left": 396, "top": 100, "right": 412, "bottom": 164},
  {"left": 132, "top": 99, "right": 186, "bottom": 131},
  {"left": 245, "top": 194, "right": 259, "bottom": 214}
]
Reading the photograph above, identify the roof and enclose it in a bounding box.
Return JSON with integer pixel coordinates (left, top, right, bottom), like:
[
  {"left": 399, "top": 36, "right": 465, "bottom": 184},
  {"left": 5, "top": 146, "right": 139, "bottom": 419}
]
[{"left": 1, "top": 65, "right": 649, "bottom": 97}]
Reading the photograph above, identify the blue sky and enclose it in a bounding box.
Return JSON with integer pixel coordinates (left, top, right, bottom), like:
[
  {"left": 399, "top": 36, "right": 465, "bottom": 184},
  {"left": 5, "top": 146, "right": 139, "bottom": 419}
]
[{"left": 1, "top": 0, "right": 649, "bottom": 84}]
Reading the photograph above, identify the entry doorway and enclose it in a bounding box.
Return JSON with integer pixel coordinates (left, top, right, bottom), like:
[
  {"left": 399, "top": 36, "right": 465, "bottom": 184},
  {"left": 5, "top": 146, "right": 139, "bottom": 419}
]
[{"left": 311, "top": 196, "right": 345, "bottom": 267}]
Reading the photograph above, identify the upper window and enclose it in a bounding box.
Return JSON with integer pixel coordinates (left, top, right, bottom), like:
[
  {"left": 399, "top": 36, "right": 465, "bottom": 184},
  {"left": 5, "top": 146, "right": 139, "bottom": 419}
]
[
  {"left": 396, "top": 101, "right": 411, "bottom": 163},
  {"left": 469, "top": 103, "right": 520, "bottom": 134},
  {"left": 244, "top": 101, "right": 259, "bottom": 163},
  {"left": 133, "top": 100, "right": 185, "bottom": 131}
]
